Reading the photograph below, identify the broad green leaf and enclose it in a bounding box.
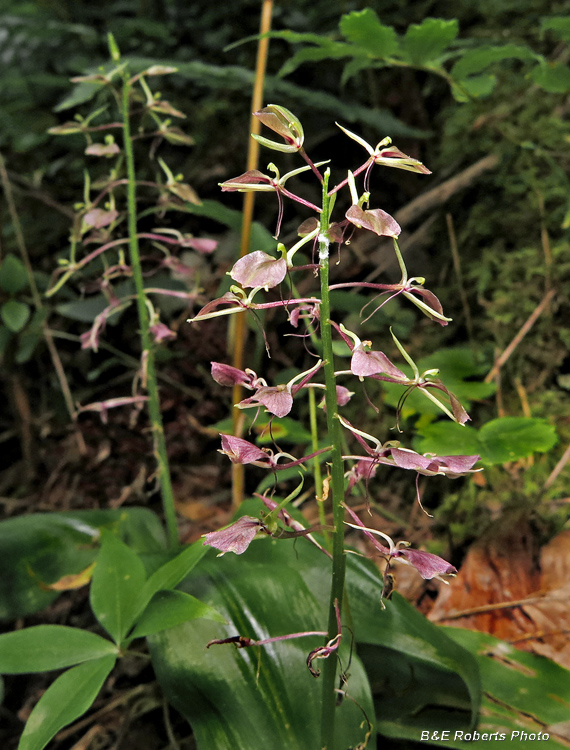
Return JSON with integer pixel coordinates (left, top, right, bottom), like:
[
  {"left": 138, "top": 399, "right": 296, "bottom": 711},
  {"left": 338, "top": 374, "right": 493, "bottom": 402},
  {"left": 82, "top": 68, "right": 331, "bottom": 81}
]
[
  {"left": 415, "top": 417, "right": 557, "bottom": 465},
  {"left": 451, "top": 44, "right": 538, "bottom": 80},
  {"left": 90, "top": 531, "right": 147, "bottom": 644},
  {"left": 212, "top": 415, "right": 313, "bottom": 446},
  {"left": 451, "top": 73, "right": 497, "bottom": 101},
  {"left": 278, "top": 41, "right": 362, "bottom": 79},
  {"left": 0, "top": 253, "right": 29, "bottom": 293},
  {"left": 531, "top": 62, "right": 570, "bottom": 93},
  {"left": 18, "top": 655, "right": 116, "bottom": 750},
  {"left": 123, "top": 57, "right": 428, "bottom": 138},
  {"left": 339, "top": 9, "right": 399, "bottom": 58},
  {"left": 132, "top": 540, "right": 207, "bottom": 623},
  {"left": 478, "top": 417, "right": 557, "bottom": 464},
  {"left": 1, "top": 300, "right": 30, "bottom": 332},
  {"left": 54, "top": 79, "right": 105, "bottom": 111},
  {"left": 414, "top": 422, "right": 481, "bottom": 457},
  {"left": 150, "top": 505, "right": 480, "bottom": 747},
  {"left": 0, "top": 508, "right": 166, "bottom": 621},
  {"left": 402, "top": 18, "right": 459, "bottom": 66},
  {"left": 129, "top": 589, "right": 225, "bottom": 639},
  {"left": 541, "top": 16, "right": 570, "bottom": 43},
  {"left": 333, "top": 554, "right": 481, "bottom": 735},
  {"left": 149, "top": 542, "right": 375, "bottom": 750},
  {"left": 445, "top": 628, "right": 570, "bottom": 747},
  {"left": 0, "top": 514, "right": 99, "bottom": 620},
  {"left": 0, "top": 325, "right": 12, "bottom": 355},
  {"left": 0, "top": 626, "right": 117, "bottom": 674},
  {"left": 15, "top": 308, "right": 47, "bottom": 364},
  {"left": 381, "top": 347, "right": 495, "bottom": 419}
]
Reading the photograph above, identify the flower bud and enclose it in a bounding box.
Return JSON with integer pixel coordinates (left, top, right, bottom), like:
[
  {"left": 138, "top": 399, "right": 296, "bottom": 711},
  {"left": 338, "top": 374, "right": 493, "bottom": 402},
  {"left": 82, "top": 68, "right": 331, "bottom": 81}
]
[{"left": 252, "top": 104, "right": 304, "bottom": 153}]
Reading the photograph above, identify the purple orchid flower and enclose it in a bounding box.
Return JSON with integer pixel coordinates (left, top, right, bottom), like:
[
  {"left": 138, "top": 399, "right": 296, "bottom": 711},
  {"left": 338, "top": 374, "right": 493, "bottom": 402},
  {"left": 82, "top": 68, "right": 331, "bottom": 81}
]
[
  {"left": 219, "top": 434, "right": 331, "bottom": 472},
  {"left": 237, "top": 360, "right": 323, "bottom": 419},
  {"left": 149, "top": 321, "right": 177, "bottom": 343},
  {"left": 220, "top": 161, "right": 324, "bottom": 237},
  {"left": 211, "top": 362, "right": 260, "bottom": 389},
  {"left": 343, "top": 504, "right": 457, "bottom": 583},
  {"left": 203, "top": 516, "right": 268, "bottom": 556},
  {"left": 331, "top": 125, "right": 431, "bottom": 194},
  {"left": 219, "top": 434, "right": 273, "bottom": 467},
  {"left": 230, "top": 250, "right": 288, "bottom": 289},
  {"left": 345, "top": 205, "right": 401, "bottom": 238}
]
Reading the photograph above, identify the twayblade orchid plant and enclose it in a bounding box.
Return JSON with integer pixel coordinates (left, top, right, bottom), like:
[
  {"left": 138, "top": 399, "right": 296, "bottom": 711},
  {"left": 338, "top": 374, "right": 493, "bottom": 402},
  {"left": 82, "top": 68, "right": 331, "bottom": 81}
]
[{"left": 189, "top": 104, "right": 480, "bottom": 748}]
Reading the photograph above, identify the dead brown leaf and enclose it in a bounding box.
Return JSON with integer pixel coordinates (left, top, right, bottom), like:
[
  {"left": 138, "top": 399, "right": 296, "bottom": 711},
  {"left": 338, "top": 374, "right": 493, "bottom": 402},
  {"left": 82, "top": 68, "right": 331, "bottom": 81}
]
[{"left": 429, "top": 516, "right": 570, "bottom": 669}]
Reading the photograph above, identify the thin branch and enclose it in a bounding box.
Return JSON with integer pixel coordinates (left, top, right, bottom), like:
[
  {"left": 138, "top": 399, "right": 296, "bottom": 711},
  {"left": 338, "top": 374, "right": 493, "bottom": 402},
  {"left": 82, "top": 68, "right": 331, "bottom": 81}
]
[{"left": 484, "top": 288, "right": 556, "bottom": 384}]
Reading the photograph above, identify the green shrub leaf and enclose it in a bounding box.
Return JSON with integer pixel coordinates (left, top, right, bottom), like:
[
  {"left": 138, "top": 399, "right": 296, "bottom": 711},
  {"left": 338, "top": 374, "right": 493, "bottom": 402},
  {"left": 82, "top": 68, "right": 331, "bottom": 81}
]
[
  {"left": 415, "top": 417, "right": 557, "bottom": 465},
  {"left": 531, "top": 61, "right": 570, "bottom": 93},
  {"left": 0, "top": 254, "right": 29, "bottom": 293},
  {"left": 540, "top": 16, "right": 570, "bottom": 43},
  {"left": 402, "top": 18, "right": 459, "bottom": 66},
  {"left": 339, "top": 8, "right": 399, "bottom": 57},
  {"left": 478, "top": 417, "right": 557, "bottom": 464},
  {"left": 451, "top": 44, "right": 538, "bottom": 79},
  {"left": 1, "top": 300, "right": 30, "bottom": 333}
]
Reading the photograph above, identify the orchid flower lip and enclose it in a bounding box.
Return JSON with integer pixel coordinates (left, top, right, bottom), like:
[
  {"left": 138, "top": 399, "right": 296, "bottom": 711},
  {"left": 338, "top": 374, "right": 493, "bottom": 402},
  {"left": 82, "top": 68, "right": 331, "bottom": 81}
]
[
  {"left": 338, "top": 415, "right": 384, "bottom": 453},
  {"left": 344, "top": 521, "right": 396, "bottom": 552}
]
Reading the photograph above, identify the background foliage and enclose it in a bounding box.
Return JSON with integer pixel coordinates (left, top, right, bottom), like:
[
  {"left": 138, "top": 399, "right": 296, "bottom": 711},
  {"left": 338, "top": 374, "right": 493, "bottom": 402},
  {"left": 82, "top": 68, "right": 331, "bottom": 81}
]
[{"left": 1, "top": 0, "right": 570, "bottom": 748}]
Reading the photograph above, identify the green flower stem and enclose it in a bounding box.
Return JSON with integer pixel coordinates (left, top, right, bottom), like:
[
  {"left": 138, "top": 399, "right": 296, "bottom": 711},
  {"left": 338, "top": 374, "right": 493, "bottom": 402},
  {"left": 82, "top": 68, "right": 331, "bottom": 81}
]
[
  {"left": 308, "top": 387, "right": 328, "bottom": 543},
  {"left": 122, "top": 73, "right": 178, "bottom": 549},
  {"left": 318, "top": 169, "right": 347, "bottom": 749}
]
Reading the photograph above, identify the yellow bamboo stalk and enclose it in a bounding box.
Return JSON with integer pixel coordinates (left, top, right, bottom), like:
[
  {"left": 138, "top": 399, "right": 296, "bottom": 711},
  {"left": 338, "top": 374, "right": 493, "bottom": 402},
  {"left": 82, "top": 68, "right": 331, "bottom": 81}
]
[{"left": 231, "top": 0, "right": 273, "bottom": 508}]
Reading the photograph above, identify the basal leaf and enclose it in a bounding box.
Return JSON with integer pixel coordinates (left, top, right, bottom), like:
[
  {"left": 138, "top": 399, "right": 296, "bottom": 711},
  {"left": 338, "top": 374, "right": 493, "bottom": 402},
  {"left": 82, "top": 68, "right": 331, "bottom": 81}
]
[
  {"left": 150, "top": 508, "right": 481, "bottom": 747},
  {"left": 402, "top": 18, "right": 459, "bottom": 66},
  {"left": 341, "top": 557, "right": 481, "bottom": 735},
  {"left": 0, "top": 626, "right": 117, "bottom": 674},
  {"left": 149, "top": 540, "right": 375, "bottom": 750},
  {"left": 18, "top": 655, "right": 116, "bottom": 750},
  {"left": 445, "top": 628, "right": 570, "bottom": 746}
]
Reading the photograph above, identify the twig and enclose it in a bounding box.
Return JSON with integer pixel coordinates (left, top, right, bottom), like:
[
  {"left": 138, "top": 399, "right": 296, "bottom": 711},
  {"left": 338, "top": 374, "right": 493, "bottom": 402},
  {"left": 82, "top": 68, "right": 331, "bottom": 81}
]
[
  {"left": 543, "top": 441, "right": 570, "bottom": 490},
  {"left": 0, "top": 151, "right": 87, "bottom": 456},
  {"left": 355, "top": 153, "right": 500, "bottom": 263},
  {"left": 484, "top": 288, "right": 556, "bottom": 384},
  {"left": 431, "top": 593, "right": 550, "bottom": 622},
  {"left": 446, "top": 212, "right": 474, "bottom": 344}
]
